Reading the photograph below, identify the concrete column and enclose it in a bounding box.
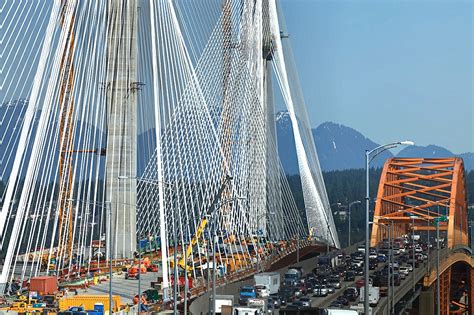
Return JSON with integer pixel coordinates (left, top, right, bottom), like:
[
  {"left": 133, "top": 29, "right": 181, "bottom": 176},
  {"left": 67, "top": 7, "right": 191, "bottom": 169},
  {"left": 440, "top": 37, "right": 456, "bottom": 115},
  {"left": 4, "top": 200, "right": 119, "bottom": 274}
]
[
  {"left": 105, "top": 0, "right": 138, "bottom": 259},
  {"left": 419, "top": 287, "right": 435, "bottom": 315}
]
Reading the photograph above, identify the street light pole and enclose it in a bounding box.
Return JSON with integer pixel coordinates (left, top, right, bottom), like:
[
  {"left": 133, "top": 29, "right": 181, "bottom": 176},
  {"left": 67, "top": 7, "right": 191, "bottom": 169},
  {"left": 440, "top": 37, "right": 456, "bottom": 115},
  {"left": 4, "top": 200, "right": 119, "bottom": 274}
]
[
  {"left": 436, "top": 220, "right": 440, "bottom": 315},
  {"left": 138, "top": 238, "right": 142, "bottom": 315},
  {"left": 107, "top": 201, "right": 113, "bottom": 315},
  {"left": 348, "top": 201, "right": 361, "bottom": 247},
  {"left": 364, "top": 140, "right": 414, "bottom": 315},
  {"left": 371, "top": 221, "right": 391, "bottom": 315},
  {"left": 412, "top": 216, "right": 415, "bottom": 293}
]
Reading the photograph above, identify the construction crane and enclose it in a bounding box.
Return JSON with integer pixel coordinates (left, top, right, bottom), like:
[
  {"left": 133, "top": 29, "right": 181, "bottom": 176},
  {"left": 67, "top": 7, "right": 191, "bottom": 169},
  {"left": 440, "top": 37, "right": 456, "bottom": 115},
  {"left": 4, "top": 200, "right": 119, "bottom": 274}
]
[
  {"left": 56, "top": 0, "right": 76, "bottom": 267},
  {"left": 171, "top": 175, "right": 233, "bottom": 272}
]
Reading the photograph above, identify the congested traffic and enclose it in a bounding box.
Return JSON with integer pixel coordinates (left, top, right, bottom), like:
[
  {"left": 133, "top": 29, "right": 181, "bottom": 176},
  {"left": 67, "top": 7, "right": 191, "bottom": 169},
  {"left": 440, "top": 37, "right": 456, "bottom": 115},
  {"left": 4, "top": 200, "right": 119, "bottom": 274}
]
[{"left": 234, "top": 233, "right": 441, "bottom": 314}]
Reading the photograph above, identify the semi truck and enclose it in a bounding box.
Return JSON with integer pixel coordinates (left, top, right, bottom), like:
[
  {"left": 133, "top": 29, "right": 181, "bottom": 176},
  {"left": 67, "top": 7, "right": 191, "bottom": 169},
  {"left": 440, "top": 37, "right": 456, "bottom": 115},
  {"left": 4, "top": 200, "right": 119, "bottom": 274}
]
[
  {"left": 254, "top": 272, "right": 280, "bottom": 295},
  {"left": 283, "top": 268, "right": 301, "bottom": 286}
]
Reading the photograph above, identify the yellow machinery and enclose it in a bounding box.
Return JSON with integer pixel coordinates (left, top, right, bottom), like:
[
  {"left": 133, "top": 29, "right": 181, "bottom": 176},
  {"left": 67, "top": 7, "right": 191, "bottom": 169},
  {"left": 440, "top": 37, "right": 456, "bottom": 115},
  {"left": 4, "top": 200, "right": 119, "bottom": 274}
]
[
  {"left": 59, "top": 295, "right": 121, "bottom": 312},
  {"left": 0, "top": 295, "right": 45, "bottom": 313},
  {"left": 171, "top": 175, "right": 233, "bottom": 273}
]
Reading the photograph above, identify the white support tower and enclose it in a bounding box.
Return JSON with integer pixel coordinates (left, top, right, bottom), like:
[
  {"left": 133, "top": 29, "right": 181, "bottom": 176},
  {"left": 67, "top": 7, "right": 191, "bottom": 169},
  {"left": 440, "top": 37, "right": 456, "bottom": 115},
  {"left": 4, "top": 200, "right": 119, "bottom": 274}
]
[{"left": 105, "top": 0, "right": 138, "bottom": 259}]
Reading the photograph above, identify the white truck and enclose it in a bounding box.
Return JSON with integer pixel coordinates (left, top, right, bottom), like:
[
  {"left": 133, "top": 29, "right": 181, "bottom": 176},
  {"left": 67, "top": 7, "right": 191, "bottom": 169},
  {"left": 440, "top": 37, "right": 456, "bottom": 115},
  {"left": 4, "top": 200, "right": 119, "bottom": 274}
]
[
  {"left": 359, "top": 286, "right": 380, "bottom": 306},
  {"left": 214, "top": 295, "right": 234, "bottom": 314},
  {"left": 254, "top": 272, "right": 280, "bottom": 295},
  {"left": 349, "top": 304, "right": 373, "bottom": 315}
]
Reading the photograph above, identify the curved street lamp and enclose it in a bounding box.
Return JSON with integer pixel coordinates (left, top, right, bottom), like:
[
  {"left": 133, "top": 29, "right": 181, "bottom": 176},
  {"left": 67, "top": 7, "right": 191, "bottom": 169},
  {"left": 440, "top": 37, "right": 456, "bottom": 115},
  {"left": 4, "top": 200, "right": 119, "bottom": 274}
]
[{"left": 364, "top": 141, "right": 414, "bottom": 315}]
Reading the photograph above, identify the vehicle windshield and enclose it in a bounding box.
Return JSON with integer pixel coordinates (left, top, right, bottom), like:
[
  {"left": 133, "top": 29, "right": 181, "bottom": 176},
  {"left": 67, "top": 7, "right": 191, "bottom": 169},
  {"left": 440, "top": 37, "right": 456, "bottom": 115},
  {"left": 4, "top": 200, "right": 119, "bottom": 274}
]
[{"left": 241, "top": 288, "right": 254, "bottom": 293}]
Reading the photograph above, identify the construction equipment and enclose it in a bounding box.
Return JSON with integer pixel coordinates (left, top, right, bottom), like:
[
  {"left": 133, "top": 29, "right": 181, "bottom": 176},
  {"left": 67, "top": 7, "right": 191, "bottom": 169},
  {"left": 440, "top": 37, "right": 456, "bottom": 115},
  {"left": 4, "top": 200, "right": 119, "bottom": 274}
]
[
  {"left": 125, "top": 264, "right": 147, "bottom": 280},
  {"left": 171, "top": 175, "right": 233, "bottom": 272},
  {"left": 56, "top": 0, "right": 76, "bottom": 269}
]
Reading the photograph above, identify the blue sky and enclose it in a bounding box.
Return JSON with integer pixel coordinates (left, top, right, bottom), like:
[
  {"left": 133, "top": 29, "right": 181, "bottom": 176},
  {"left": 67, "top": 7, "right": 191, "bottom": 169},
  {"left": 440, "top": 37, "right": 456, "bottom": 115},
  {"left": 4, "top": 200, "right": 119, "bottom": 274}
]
[{"left": 281, "top": 0, "right": 473, "bottom": 153}]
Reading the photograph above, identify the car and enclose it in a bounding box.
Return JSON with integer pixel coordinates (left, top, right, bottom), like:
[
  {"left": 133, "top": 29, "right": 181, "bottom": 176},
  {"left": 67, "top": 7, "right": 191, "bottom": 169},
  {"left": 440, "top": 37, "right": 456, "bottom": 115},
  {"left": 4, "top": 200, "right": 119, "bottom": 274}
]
[
  {"left": 344, "top": 271, "right": 356, "bottom": 281},
  {"left": 415, "top": 246, "right": 423, "bottom": 253},
  {"left": 399, "top": 266, "right": 410, "bottom": 276},
  {"left": 369, "top": 260, "right": 378, "bottom": 270},
  {"left": 255, "top": 285, "right": 270, "bottom": 297},
  {"left": 313, "top": 284, "right": 328, "bottom": 297},
  {"left": 343, "top": 287, "right": 359, "bottom": 301},
  {"left": 329, "top": 301, "right": 343, "bottom": 308},
  {"left": 297, "top": 297, "right": 311, "bottom": 307},
  {"left": 407, "top": 264, "right": 413, "bottom": 272},
  {"left": 336, "top": 295, "right": 350, "bottom": 306},
  {"left": 352, "top": 260, "right": 363, "bottom": 268},
  {"left": 357, "top": 245, "right": 366, "bottom": 253},
  {"left": 268, "top": 295, "right": 281, "bottom": 308},
  {"left": 329, "top": 276, "right": 341, "bottom": 289},
  {"left": 377, "top": 253, "right": 387, "bottom": 262},
  {"left": 355, "top": 277, "right": 372, "bottom": 289},
  {"left": 393, "top": 273, "right": 401, "bottom": 286},
  {"left": 289, "top": 301, "right": 309, "bottom": 310},
  {"left": 389, "top": 261, "right": 399, "bottom": 270},
  {"left": 326, "top": 283, "right": 335, "bottom": 294}
]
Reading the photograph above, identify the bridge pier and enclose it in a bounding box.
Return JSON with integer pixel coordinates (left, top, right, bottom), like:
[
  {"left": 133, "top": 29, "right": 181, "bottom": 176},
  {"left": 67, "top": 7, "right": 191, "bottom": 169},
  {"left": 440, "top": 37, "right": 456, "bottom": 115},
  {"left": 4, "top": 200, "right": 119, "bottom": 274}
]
[{"left": 418, "top": 287, "right": 435, "bottom": 315}]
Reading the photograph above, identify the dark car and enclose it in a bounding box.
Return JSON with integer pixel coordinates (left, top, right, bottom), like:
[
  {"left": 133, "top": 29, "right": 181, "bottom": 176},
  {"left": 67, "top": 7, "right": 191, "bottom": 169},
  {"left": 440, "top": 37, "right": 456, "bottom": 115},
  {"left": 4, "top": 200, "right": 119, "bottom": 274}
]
[
  {"left": 344, "top": 271, "right": 356, "bottom": 281},
  {"left": 290, "top": 301, "right": 309, "bottom": 310},
  {"left": 343, "top": 290, "right": 358, "bottom": 302},
  {"left": 336, "top": 295, "right": 350, "bottom": 306},
  {"left": 393, "top": 273, "right": 401, "bottom": 286},
  {"left": 369, "top": 260, "right": 378, "bottom": 270},
  {"left": 329, "top": 301, "right": 343, "bottom": 308}
]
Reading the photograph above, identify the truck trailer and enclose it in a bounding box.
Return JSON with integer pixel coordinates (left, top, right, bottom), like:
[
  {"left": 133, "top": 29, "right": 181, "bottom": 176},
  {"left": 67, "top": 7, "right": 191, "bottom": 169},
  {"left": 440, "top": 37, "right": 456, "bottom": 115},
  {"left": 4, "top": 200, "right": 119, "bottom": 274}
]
[{"left": 254, "top": 272, "right": 280, "bottom": 295}]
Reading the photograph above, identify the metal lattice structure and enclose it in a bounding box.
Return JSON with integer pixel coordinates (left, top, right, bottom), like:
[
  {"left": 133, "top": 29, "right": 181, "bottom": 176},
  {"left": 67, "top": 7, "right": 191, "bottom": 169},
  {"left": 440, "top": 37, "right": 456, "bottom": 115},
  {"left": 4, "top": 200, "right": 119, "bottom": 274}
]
[{"left": 371, "top": 157, "right": 472, "bottom": 315}]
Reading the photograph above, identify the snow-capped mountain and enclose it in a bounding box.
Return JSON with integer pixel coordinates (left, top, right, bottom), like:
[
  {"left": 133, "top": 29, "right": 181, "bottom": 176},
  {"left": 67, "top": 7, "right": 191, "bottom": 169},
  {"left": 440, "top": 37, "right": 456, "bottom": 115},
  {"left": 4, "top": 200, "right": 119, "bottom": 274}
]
[{"left": 275, "top": 111, "right": 473, "bottom": 173}]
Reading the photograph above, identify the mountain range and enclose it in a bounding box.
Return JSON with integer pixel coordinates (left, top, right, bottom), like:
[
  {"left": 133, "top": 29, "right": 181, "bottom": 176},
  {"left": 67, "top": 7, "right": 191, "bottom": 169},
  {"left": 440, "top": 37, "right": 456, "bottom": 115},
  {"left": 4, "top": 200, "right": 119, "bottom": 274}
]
[
  {"left": 1, "top": 101, "right": 472, "bottom": 181},
  {"left": 276, "top": 111, "right": 474, "bottom": 173}
]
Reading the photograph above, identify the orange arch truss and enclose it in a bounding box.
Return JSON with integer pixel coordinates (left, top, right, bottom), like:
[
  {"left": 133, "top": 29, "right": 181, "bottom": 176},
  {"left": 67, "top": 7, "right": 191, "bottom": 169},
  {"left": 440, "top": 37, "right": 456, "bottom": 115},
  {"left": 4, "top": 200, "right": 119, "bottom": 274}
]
[{"left": 371, "top": 157, "right": 468, "bottom": 248}]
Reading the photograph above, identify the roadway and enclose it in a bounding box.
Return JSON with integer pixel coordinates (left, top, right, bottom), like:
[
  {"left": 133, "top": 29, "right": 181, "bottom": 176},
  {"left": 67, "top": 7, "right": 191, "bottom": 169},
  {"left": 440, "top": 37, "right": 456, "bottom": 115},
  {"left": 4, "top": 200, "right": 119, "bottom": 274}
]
[{"left": 189, "top": 242, "right": 363, "bottom": 314}]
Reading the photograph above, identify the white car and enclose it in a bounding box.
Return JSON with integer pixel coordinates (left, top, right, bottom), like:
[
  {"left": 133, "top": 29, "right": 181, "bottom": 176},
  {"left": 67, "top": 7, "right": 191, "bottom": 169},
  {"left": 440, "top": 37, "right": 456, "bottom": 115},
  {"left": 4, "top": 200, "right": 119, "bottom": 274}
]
[
  {"left": 357, "top": 246, "right": 366, "bottom": 253},
  {"left": 352, "top": 260, "right": 363, "bottom": 268},
  {"left": 255, "top": 285, "right": 270, "bottom": 297},
  {"left": 415, "top": 246, "right": 423, "bottom": 253},
  {"left": 399, "top": 266, "right": 410, "bottom": 276}
]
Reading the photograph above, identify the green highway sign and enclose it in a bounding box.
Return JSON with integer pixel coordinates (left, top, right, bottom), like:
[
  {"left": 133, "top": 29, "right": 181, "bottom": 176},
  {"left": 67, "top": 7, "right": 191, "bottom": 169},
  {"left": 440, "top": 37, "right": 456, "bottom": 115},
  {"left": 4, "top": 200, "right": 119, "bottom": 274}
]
[{"left": 432, "top": 215, "right": 448, "bottom": 225}]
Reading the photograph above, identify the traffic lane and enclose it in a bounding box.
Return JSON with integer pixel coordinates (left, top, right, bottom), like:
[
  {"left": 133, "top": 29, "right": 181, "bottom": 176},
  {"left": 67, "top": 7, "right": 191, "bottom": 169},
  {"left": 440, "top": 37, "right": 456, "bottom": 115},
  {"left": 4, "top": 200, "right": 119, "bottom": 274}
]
[
  {"left": 190, "top": 256, "right": 320, "bottom": 314},
  {"left": 374, "top": 251, "right": 437, "bottom": 314}
]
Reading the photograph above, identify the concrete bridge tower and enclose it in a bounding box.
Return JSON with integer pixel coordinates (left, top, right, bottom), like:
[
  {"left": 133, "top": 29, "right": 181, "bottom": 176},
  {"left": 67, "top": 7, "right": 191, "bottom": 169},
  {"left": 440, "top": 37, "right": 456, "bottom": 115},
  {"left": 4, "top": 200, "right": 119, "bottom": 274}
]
[{"left": 105, "top": 0, "right": 138, "bottom": 259}]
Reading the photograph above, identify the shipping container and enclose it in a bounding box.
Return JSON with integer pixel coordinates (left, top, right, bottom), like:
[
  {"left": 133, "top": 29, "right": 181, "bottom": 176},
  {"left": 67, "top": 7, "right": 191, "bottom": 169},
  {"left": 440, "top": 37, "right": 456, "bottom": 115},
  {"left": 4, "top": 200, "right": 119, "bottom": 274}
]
[
  {"left": 59, "top": 295, "right": 121, "bottom": 312},
  {"left": 30, "top": 276, "right": 58, "bottom": 295}
]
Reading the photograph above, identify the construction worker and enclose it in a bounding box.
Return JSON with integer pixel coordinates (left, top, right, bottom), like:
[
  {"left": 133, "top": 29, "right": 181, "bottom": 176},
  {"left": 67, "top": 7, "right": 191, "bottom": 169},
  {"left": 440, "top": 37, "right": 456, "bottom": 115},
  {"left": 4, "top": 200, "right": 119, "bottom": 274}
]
[
  {"left": 140, "top": 294, "right": 148, "bottom": 312},
  {"left": 133, "top": 294, "right": 139, "bottom": 305}
]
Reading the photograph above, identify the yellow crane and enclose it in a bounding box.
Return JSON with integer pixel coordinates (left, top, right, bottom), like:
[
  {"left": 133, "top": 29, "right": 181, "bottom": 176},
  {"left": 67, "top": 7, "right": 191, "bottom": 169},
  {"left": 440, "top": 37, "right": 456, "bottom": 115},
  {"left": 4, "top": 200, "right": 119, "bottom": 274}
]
[
  {"left": 171, "top": 175, "right": 233, "bottom": 272},
  {"left": 57, "top": 0, "right": 76, "bottom": 266}
]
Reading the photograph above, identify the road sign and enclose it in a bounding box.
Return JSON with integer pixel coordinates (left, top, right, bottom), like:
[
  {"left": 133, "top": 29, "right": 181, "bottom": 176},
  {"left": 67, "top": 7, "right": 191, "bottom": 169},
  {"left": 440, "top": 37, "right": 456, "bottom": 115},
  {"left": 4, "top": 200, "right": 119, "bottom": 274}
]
[{"left": 432, "top": 216, "right": 448, "bottom": 225}]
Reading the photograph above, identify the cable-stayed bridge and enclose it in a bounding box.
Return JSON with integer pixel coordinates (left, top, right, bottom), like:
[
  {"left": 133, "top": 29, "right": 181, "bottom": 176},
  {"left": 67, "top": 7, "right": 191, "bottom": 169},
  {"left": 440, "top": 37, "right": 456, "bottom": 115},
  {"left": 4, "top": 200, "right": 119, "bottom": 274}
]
[{"left": 0, "top": 0, "right": 339, "bottom": 299}]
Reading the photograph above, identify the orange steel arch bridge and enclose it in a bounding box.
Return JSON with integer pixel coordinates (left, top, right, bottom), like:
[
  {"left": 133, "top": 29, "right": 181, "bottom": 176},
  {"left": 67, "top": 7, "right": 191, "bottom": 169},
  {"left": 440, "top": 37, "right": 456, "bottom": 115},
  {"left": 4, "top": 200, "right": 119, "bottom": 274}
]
[{"left": 371, "top": 157, "right": 472, "bottom": 315}]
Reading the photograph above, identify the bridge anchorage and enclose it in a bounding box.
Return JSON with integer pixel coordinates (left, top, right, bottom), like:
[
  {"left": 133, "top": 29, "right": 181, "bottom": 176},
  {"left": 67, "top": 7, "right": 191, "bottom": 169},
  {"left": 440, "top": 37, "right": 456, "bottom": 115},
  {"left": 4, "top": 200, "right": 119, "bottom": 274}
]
[
  {"left": 0, "top": 0, "right": 338, "bottom": 311},
  {"left": 371, "top": 157, "right": 473, "bottom": 315}
]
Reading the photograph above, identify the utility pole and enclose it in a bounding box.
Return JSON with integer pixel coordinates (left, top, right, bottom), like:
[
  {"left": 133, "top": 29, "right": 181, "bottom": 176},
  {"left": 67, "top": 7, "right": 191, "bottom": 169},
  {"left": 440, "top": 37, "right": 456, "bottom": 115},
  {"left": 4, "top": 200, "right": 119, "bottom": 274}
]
[
  {"left": 436, "top": 220, "right": 440, "bottom": 315},
  {"left": 412, "top": 217, "right": 415, "bottom": 293}
]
